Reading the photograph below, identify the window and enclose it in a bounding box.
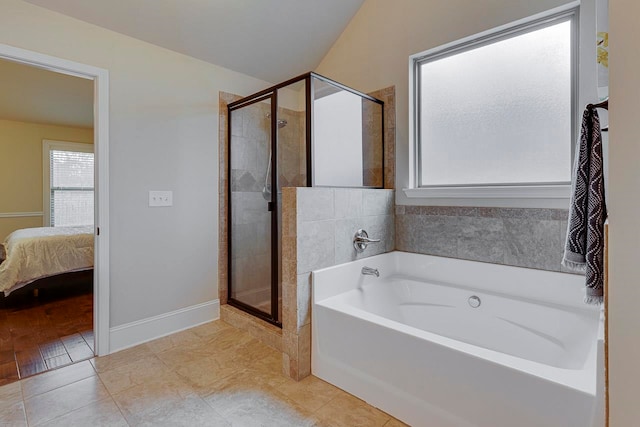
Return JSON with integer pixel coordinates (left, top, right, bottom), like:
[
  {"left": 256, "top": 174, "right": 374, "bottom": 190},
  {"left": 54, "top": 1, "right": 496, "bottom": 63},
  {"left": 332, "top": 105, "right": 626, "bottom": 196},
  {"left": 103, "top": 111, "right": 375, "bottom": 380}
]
[
  {"left": 408, "top": 7, "right": 577, "bottom": 203},
  {"left": 43, "top": 140, "right": 94, "bottom": 227}
]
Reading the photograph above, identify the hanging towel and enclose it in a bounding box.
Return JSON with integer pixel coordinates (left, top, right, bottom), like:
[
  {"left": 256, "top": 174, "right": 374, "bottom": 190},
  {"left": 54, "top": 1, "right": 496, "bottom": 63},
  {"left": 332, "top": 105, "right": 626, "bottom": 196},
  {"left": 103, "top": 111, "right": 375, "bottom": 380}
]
[{"left": 562, "top": 107, "right": 608, "bottom": 305}]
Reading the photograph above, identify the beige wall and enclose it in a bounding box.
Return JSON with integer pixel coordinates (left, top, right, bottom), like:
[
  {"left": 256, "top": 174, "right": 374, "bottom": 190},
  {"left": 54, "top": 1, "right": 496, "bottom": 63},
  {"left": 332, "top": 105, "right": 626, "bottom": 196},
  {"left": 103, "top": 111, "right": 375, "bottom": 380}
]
[
  {"left": 0, "top": 0, "right": 274, "bottom": 328},
  {"left": 608, "top": 0, "right": 640, "bottom": 425},
  {"left": 0, "top": 119, "right": 93, "bottom": 241}
]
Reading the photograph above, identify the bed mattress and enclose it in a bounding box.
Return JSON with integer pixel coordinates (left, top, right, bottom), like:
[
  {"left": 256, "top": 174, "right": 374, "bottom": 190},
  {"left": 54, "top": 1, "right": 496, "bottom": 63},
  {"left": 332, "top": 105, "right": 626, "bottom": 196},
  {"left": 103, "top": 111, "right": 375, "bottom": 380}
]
[{"left": 0, "top": 226, "right": 94, "bottom": 295}]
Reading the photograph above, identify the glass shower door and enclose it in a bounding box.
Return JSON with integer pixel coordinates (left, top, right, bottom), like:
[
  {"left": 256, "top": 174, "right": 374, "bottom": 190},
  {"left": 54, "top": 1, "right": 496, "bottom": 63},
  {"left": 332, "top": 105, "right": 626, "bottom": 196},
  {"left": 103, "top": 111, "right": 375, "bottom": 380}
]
[{"left": 228, "top": 93, "right": 278, "bottom": 323}]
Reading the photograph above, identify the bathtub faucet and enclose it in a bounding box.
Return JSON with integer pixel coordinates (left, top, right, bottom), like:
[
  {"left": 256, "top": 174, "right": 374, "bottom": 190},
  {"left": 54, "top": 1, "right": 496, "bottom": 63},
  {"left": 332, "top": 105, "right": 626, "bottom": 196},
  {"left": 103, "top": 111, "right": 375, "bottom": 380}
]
[
  {"left": 362, "top": 266, "right": 379, "bottom": 277},
  {"left": 353, "top": 229, "right": 381, "bottom": 253}
]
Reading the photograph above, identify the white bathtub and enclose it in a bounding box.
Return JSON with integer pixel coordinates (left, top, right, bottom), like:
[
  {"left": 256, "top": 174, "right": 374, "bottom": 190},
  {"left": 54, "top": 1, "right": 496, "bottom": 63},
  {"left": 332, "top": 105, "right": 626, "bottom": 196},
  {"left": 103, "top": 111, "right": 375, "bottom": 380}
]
[{"left": 311, "top": 251, "right": 604, "bottom": 427}]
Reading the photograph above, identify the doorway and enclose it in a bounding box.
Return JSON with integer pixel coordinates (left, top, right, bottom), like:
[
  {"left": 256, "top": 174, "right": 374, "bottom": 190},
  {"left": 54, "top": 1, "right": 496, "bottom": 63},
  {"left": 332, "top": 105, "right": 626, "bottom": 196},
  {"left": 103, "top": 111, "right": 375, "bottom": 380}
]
[{"left": 0, "top": 44, "right": 110, "bottom": 382}]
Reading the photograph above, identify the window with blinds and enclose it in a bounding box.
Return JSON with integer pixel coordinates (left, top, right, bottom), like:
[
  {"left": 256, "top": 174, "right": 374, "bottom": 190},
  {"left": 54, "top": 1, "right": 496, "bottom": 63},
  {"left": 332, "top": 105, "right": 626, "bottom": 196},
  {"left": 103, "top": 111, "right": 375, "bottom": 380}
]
[{"left": 49, "top": 149, "right": 94, "bottom": 226}]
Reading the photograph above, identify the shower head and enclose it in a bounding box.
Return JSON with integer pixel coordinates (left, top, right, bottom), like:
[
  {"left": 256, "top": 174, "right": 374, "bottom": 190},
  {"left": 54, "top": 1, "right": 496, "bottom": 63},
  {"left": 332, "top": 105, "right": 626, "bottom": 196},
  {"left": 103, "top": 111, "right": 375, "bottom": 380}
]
[{"left": 265, "top": 113, "right": 288, "bottom": 128}]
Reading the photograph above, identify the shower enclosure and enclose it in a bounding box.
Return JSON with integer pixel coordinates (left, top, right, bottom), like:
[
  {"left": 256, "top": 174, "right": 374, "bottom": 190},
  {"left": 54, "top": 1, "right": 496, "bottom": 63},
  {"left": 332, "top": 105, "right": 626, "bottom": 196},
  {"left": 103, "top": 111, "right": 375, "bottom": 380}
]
[{"left": 227, "top": 72, "right": 384, "bottom": 326}]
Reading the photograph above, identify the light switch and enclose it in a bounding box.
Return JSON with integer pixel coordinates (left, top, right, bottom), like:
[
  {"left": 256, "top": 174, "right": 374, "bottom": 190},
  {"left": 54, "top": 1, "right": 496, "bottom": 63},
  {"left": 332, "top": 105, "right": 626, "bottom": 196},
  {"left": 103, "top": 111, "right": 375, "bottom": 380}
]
[{"left": 149, "top": 190, "right": 173, "bottom": 207}]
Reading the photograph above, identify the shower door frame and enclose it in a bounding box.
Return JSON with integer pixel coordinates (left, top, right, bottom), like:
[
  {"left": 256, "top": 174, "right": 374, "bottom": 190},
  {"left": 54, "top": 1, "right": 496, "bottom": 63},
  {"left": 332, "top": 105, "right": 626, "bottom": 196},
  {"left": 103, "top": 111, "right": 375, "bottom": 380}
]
[
  {"left": 227, "top": 72, "right": 385, "bottom": 327},
  {"left": 228, "top": 91, "right": 282, "bottom": 326}
]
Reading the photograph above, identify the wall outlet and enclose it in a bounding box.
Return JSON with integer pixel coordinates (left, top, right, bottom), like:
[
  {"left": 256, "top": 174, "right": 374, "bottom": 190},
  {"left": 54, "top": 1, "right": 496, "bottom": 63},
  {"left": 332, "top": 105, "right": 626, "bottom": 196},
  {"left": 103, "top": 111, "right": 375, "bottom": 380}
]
[{"left": 149, "top": 190, "right": 173, "bottom": 207}]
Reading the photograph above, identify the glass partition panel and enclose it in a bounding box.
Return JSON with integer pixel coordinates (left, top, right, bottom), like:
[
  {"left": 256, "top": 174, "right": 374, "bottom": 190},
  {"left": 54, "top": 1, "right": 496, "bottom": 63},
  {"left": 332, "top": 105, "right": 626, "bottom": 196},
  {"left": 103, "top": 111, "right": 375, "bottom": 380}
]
[{"left": 312, "top": 76, "right": 383, "bottom": 188}]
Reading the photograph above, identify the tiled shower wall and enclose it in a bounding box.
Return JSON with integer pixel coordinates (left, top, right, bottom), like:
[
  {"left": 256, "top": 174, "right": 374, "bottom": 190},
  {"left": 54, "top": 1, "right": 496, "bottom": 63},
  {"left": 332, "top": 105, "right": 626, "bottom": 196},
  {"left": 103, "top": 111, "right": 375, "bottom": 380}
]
[
  {"left": 281, "top": 187, "right": 394, "bottom": 380},
  {"left": 395, "top": 206, "right": 572, "bottom": 273},
  {"left": 369, "top": 86, "right": 395, "bottom": 190},
  {"left": 361, "top": 97, "right": 383, "bottom": 187}
]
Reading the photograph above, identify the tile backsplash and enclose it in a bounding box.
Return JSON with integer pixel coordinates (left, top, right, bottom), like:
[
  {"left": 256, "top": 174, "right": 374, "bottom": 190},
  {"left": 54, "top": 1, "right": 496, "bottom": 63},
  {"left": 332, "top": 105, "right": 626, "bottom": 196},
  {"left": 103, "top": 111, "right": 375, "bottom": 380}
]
[
  {"left": 395, "top": 206, "right": 573, "bottom": 273},
  {"left": 296, "top": 188, "right": 395, "bottom": 274},
  {"left": 280, "top": 193, "right": 575, "bottom": 381},
  {"left": 293, "top": 187, "right": 394, "bottom": 334}
]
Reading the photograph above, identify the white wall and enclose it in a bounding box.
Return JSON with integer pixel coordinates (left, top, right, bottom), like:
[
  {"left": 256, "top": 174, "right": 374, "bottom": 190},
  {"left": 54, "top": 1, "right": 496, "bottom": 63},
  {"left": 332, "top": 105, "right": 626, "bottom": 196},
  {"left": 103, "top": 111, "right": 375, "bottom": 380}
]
[
  {"left": 315, "top": 0, "right": 596, "bottom": 207},
  {"left": 0, "top": 0, "right": 273, "bottom": 329},
  {"left": 607, "top": 0, "right": 640, "bottom": 425}
]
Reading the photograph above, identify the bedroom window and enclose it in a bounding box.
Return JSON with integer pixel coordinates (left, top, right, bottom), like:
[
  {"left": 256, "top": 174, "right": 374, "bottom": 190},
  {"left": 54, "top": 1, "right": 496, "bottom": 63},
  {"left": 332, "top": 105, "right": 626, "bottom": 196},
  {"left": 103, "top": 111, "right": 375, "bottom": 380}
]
[
  {"left": 407, "top": 6, "right": 577, "bottom": 203},
  {"left": 43, "top": 140, "right": 94, "bottom": 227}
]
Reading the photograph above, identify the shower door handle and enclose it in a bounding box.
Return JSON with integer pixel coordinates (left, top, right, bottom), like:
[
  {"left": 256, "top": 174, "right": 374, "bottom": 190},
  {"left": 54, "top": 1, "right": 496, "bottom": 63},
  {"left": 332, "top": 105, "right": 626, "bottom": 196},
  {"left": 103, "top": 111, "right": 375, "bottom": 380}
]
[{"left": 267, "top": 202, "right": 274, "bottom": 211}]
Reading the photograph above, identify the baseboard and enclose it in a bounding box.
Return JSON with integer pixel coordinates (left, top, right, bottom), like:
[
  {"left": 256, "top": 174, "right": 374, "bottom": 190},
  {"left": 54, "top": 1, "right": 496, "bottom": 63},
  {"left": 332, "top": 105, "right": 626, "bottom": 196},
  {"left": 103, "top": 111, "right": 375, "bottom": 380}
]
[{"left": 109, "top": 299, "right": 220, "bottom": 353}]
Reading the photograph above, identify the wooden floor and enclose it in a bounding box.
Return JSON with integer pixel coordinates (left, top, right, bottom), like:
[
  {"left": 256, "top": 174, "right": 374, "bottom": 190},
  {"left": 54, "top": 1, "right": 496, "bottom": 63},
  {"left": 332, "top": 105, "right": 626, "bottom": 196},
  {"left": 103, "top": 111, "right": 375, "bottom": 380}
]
[{"left": 0, "top": 272, "right": 93, "bottom": 385}]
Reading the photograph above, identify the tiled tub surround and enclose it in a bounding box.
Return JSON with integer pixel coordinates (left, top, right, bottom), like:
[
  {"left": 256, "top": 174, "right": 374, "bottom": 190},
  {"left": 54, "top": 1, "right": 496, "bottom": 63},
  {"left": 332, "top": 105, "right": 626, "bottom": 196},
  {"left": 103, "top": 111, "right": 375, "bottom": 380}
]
[
  {"left": 282, "top": 187, "right": 395, "bottom": 380},
  {"left": 396, "top": 206, "right": 572, "bottom": 273},
  {"left": 296, "top": 188, "right": 395, "bottom": 269}
]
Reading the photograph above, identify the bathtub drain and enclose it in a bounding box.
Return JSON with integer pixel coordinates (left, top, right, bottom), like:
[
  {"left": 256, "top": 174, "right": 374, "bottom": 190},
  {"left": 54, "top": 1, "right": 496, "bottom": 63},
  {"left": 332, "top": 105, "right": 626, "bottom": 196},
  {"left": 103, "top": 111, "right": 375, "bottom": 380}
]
[{"left": 468, "top": 295, "right": 481, "bottom": 308}]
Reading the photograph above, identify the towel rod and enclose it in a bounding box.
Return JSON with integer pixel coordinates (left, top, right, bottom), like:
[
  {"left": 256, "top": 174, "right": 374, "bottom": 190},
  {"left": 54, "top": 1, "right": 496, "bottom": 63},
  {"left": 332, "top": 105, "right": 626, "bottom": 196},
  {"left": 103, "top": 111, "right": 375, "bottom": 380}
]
[
  {"left": 587, "top": 98, "right": 609, "bottom": 131},
  {"left": 587, "top": 98, "right": 608, "bottom": 111}
]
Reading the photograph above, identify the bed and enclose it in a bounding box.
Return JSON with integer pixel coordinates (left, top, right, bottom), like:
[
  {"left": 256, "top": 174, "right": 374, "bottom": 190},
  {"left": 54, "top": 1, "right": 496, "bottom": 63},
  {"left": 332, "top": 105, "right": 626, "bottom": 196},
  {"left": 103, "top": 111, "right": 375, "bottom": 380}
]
[{"left": 0, "top": 226, "right": 94, "bottom": 296}]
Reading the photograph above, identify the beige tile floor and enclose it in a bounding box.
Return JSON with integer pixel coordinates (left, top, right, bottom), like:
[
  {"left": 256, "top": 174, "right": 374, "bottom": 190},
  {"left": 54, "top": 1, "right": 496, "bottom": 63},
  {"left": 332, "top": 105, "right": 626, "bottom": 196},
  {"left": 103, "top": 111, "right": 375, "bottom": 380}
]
[{"left": 0, "top": 320, "right": 408, "bottom": 426}]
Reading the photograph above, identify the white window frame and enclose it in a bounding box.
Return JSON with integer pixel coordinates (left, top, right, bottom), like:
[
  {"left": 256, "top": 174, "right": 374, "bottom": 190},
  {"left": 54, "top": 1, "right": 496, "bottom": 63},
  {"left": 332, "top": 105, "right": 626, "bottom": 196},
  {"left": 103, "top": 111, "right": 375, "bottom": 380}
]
[
  {"left": 43, "top": 139, "right": 94, "bottom": 227},
  {"left": 405, "top": 2, "right": 581, "bottom": 208}
]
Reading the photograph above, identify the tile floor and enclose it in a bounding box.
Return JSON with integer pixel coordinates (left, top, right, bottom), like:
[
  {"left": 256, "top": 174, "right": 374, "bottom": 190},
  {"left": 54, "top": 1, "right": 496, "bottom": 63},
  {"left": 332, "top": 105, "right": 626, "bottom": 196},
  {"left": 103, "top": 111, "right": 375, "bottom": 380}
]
[
  {"left": 0, "top": 276, "right": 94, "bottom": 384},
  {"left": 0, "top": 320, "right": 408, "bottom": 426}
]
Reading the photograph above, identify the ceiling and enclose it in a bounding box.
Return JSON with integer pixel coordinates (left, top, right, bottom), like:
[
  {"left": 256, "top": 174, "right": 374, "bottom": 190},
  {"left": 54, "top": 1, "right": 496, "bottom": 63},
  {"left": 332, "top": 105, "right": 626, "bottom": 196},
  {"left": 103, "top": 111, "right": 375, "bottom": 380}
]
[
  {"left": 24, "top": 0, "right": 365, "bottom": 84},
  {"left": 0, "top": 58, "right": 93, "bottom": 128}
]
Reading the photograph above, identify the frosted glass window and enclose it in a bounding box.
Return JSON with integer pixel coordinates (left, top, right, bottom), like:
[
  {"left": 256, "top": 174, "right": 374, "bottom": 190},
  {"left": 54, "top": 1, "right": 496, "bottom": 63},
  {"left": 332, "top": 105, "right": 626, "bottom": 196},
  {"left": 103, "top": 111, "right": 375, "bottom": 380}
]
[
  {"left": 50, "top": 149, "right": 94, "bottom": 226},
  {"left": 418, "top": 18, "right": 573, "bottom": 187}
]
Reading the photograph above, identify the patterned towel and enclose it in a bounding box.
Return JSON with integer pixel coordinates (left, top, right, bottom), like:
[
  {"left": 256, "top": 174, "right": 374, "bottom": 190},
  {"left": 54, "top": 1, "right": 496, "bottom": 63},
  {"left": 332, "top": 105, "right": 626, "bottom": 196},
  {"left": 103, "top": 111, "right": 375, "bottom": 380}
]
[{"left": 562, "top": 107, "right": 607, "bottom": 305}]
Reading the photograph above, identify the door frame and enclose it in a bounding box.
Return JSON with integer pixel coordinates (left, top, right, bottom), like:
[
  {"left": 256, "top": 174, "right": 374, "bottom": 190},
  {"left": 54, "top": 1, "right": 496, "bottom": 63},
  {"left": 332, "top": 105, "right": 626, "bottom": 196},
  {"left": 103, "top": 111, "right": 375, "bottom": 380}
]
[{"left": 0, "top": 43, "right": 111, "bottom": 356}]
